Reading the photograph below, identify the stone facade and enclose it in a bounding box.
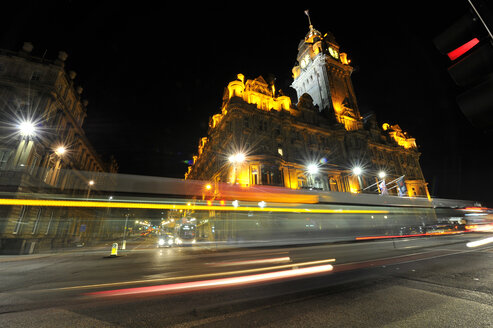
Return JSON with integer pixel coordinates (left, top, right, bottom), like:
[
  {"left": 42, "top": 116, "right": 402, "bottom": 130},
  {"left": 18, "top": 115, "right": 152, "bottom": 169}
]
[
  {"left": 0, "top": 43, "right": 118, "bottom": 254},
  {"left": 186, "top": 24, "right": 429, "bottom": 199}
]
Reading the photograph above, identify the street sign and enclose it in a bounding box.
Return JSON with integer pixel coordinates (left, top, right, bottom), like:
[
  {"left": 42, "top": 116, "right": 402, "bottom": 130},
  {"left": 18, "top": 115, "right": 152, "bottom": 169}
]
[{"left": 80, "top": 224, "right": 86, "bottom": 232}]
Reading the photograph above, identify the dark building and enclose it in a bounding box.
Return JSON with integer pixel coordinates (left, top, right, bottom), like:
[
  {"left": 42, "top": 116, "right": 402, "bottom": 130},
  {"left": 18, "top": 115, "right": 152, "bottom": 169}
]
[{"left": 0, "top": 42, "right": 118, "bottom": 254}]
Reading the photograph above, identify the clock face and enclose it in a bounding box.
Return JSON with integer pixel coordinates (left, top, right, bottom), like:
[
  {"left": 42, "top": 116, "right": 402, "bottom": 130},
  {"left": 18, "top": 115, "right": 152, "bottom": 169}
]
[
  {"left": 328, "top": 47, "right": 339, "bottom": 59},
  {"left": 300, "top": 54, "right": 310, "bottom": 69}
]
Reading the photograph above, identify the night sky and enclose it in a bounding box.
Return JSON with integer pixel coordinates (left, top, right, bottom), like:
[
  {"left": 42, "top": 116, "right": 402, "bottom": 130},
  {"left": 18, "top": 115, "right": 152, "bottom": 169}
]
[{"left": 1, "top": 1, "right": 492, "bottom": 206}]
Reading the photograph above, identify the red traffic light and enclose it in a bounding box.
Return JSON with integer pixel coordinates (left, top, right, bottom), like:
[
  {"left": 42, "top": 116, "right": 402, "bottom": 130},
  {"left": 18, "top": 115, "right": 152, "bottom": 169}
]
[{"left": 447, "top": 38, "right": 480, "bottom": 61}]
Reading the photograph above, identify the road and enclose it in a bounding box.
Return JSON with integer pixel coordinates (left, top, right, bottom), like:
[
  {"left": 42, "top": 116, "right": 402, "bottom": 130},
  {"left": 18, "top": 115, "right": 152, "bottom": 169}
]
[{"left": 1, "top": 233, "right": 492, "bottom": 327}]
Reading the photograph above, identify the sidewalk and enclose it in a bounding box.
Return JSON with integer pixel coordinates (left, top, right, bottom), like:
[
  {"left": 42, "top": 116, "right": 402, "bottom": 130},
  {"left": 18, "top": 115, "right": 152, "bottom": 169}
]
[{"left": 0, "top": 238, "right": 145, "bottom": 263}]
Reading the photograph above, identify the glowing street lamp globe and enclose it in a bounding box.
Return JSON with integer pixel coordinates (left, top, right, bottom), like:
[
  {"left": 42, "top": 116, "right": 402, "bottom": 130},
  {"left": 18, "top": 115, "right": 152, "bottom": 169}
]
[
  {"left": 352, "top": 166, "right": 363, "bottom": 176},
  {"left": 229, "top": 153, "right": 245, "bottom": 163},
  {"left": 307, "top": 163, "right": 319, "bottom": 175},
  {"left": 378, "top": 171, "right": 386, "bottom": 179},
  {"left": 18, "top": 121, "right": 36, "bottom": 137},
  {"left": 235, "top": 153, "right": 245, "bottom": 163},
  {"left": 55, "top": 146, "right": 66, "bottom": 156}
]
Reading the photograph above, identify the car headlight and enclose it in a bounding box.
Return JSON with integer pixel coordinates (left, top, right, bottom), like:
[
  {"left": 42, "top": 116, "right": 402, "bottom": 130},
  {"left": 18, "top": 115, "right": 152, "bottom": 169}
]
[
  {"left": 192, "top": 239, "right": 196, "bottom": 244},
  {"left": 158, "top": 238, "right": 165, "bottom": 246},
  {"left": 168, "top": 239, "right": 173, "bottom": 245},
  {"left": 175, "top": 238, "right": 182, "bottom": 244}
]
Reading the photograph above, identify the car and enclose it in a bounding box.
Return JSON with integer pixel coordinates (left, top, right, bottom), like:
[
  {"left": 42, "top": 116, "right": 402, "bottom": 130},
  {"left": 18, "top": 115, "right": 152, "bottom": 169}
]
[{"left": 157, "top": 234, "right": 174, "bottom": 247}]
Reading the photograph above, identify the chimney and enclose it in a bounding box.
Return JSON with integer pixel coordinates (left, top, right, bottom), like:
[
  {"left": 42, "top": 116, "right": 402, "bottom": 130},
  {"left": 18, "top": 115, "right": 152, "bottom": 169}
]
[
  {"left": 55, "top": 51, "right": 68, "bottom": 67},
  {"left": 21, "top": 42, "right": 34, "bottom": 54}
]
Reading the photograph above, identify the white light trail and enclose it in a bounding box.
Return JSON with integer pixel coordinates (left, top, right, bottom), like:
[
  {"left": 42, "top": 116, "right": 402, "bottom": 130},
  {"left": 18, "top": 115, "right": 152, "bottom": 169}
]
[{"left": 466, "top": 236, "right": 493, "bottom": 248}]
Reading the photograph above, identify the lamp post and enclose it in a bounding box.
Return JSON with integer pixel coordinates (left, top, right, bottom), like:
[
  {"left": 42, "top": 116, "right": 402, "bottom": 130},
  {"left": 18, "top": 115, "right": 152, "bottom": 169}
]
[
  {"left": 12, "top": 121, "right": 36, "bottom": 169},
  {"left": 50, "top": 146, "right": 66, "bottom": 186},
  {"left": 122, "top": 213, "right": 129, "bottom": 250},
  {"left": 352, "top": 166, "right": 363, "bottom": 193},
  {"left": 377, "top": 171, "right": 386, "bottom": 194},
  {"left": 306, "top": 163, "right": 319, "bottom": 188},
  {"left": 228, "top": 153, "right": 245, "bottom": 184},
  {"left": 86, "top": 179, "right": 95, "bottom": 198}
]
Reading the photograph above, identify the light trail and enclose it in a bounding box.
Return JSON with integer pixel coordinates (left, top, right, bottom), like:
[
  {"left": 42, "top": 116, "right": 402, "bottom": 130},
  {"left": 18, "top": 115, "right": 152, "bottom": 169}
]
[
  {"left": 0, "top": 198, "right": 389, "bottom": 214},
  {"left": 57, "top": 258, "right": 336, "bottom": 291},
  {"left": 355, "top": 230, "right": 464, "bottom": 240},
  {"left": 209, "top": 256, "right": 291, "bottom": 267},
  {"left": 85, "top": 264, "right": 334, "bottom": 297},
  {"left": 466, "top": 236, "right": 493, "bottom": 248}
]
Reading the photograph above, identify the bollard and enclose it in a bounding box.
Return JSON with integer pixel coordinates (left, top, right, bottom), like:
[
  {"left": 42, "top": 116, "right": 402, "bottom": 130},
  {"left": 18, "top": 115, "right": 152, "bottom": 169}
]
[{"left": 110, "top": 242, "right": 118, "bottom": 257}]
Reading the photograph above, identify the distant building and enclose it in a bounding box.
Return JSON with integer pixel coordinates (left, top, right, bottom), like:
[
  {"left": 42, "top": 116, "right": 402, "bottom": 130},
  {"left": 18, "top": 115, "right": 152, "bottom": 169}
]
[
  {"left": 185, "top": 21, "right": 429, "bottom": 199},
  {"left": 0, "top": 42, "right": 118, "bottom": 254}
]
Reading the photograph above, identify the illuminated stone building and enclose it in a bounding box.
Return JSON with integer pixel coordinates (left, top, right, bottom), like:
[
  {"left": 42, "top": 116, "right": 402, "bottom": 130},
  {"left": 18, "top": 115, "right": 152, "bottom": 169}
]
[
  {"left": 0, "top": 42, "right": 118, "bottom": 254},
  {"left": 186, "top": 22, "right": 429, "bottom": 199}
]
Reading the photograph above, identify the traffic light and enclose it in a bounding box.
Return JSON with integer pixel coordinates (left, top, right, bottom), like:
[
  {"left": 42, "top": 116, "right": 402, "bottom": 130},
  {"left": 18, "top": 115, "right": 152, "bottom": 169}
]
[{"left": 433, "top": 0, "right": 493, "bottom": 130}]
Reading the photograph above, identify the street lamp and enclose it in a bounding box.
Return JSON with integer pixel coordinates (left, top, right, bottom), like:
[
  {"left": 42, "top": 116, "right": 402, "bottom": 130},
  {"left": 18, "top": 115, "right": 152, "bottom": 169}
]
[
  {"left": 55, "top": 146, "right": 66, "bottom": 156},
  {"left": 229, "top": 152, "right": 245, "bottom": 184},
  {"left": 307, "top": 163, "right": 319, "bottom": 175},
  {"left": 18, "top": 121, "right": 36, "bottom": 137},
  {"left": 47, "top": 145, "right": 67, "bottom": 186},
  {"left": 306, "top": 163, "right": 319, "bottom": 188},
  {"left": 86, "top": 180, "right": 95, "bottom": 198},
  {"left": 12, "top": 120, "right": 37, "bottom": 169},
  {"left": 229, "top": 153, "right": 245, "bottom": 163},
  {"left": 378, "top": 171, "right": 386, "bottom": 179},
  {"left": 352, "top": 166, "right": 364, "bottom": 193},
  {"left": 122, "top": 213, "right": 129, "bottom": 250},
  {"left": 352, "top": 166, "right": 363, "bottom": 176}
]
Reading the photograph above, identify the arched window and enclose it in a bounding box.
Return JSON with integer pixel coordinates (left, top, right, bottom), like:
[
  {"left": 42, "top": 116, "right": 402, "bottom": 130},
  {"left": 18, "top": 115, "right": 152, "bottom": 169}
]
[{"left": 298, "top": 175, "right": 307, "bottom": 188}]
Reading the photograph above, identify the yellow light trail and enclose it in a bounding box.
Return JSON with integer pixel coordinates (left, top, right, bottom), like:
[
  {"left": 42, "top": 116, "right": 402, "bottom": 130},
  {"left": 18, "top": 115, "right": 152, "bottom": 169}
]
[{"left": 0, "top": 198, "right": 389, "bottom": 214}]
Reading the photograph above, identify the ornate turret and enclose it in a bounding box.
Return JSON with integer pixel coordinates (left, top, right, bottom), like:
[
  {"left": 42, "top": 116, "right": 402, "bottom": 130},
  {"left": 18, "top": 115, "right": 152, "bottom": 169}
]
[{"left": 291, "top": 10, "right": 362, "bottom": 131}]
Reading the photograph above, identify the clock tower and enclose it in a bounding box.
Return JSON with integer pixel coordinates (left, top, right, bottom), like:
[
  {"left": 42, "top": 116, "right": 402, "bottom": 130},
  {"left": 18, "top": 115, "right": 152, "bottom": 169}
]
[{"left": 291, "top": 12, "right": 363, "bottom": 131}]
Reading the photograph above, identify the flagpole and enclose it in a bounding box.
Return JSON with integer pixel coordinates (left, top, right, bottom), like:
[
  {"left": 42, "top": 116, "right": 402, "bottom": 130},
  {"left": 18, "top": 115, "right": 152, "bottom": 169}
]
[
  {"left": 385, "top": 175, "right": 405, "bottom": 187},
  {"left": 304, "top": 9, "right": 312, "bottom": 27},
  {"left": 363, "top": 179, "right": 383, "bottom": 190}
]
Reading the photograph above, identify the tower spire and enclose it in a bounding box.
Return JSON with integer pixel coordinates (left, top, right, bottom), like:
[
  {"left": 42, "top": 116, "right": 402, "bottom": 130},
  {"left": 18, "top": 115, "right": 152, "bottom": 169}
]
[
  {"left": 304, "top": 9, "right": 320, "bottom": 43},
  {"left": 304, "top": 9, "right": 313, "bottom": 30}
]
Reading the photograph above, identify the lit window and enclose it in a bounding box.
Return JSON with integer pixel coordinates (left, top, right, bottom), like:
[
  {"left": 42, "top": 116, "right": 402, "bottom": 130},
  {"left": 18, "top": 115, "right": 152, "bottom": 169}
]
[{"left": 278, "top": 148, "right": 283, "bottom": 156}]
